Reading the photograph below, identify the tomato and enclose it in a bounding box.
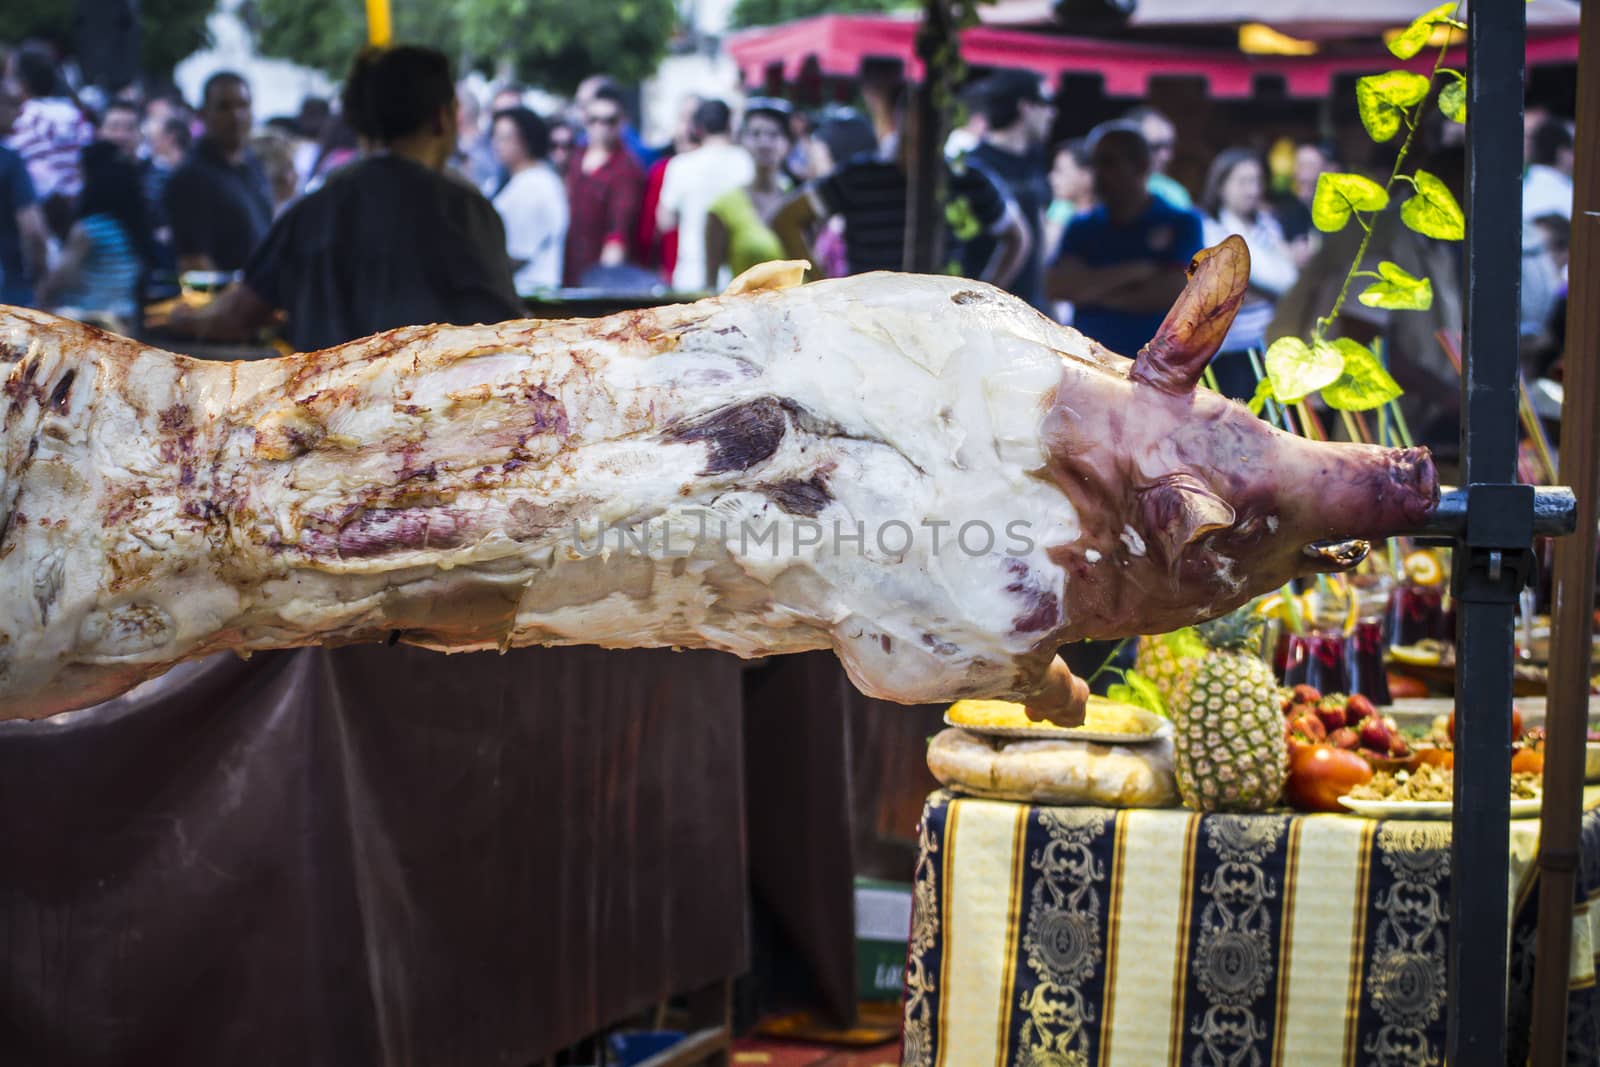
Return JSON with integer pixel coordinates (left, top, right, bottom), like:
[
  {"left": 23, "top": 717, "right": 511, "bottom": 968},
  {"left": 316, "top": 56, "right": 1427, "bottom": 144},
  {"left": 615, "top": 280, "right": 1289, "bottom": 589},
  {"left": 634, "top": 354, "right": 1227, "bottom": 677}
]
[
  {"left": 1387, "top": 673, "right": 1430, "bottom": 700},
  {"left": 1511, "top": 747, "right": 1544, "bottom": 775},
  {"left": 1284, "top": 744, "right": 1375, "bottom": 813},
  {"left": 1414, "top": 746, "right": 1454, "bottom": 770}
]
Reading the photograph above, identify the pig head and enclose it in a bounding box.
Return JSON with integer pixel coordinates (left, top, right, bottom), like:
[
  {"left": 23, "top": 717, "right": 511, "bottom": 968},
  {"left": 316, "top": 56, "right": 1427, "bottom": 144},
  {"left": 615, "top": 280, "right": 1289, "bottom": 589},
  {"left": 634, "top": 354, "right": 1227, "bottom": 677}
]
[{"left": 1041, "top": 235, "right": 1439, "bottom": 641}]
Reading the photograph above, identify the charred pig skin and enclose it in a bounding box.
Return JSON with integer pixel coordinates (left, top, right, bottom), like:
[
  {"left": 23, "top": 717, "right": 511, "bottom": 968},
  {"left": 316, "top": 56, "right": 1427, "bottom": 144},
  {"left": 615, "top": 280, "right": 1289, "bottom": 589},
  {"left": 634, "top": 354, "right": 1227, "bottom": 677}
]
[{"left": 0, "top": 245, "right": 1437, "bottom": 722}]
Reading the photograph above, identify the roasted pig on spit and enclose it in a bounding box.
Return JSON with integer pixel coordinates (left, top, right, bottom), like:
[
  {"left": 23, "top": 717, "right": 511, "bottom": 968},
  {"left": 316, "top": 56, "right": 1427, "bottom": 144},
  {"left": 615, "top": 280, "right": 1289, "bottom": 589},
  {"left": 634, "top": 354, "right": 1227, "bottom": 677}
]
[{"left": 0, "top": 241, "right": 1437, "bottom": 722}]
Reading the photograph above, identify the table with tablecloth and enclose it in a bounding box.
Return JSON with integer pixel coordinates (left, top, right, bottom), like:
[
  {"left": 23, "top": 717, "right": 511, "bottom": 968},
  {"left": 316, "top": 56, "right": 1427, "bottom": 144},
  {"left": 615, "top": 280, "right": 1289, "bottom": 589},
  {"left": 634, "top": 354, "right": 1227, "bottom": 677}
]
[{"left": 901, "top": 790, "right": 1600, "bottom": 1066}]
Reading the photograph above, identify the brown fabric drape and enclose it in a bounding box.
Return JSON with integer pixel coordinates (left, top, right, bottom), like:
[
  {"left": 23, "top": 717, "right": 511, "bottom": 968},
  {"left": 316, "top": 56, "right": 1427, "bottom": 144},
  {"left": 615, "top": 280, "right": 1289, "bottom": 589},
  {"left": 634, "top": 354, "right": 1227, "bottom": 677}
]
[
  {"left": 743, "top": 653, "right": 944, "bottom": 1026},
  {"left": 0, "top": 643, "right": 748, "bottom": 1067},
  {"left": 743, "top": 653, "right": 857, "bottom": 1024}
]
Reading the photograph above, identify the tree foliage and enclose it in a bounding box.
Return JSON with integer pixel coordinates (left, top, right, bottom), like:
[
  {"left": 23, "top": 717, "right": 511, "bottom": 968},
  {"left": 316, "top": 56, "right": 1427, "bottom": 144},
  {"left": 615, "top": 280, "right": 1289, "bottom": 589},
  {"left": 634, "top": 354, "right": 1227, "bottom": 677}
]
[
  {"left": 729, "top": 0, "right": 912, "bottom": 31},
  {"left": 0, "top": 0, "right": 214, "bottom": 84},
  {"left": 250, "top": 0, "right": 677, "bottom": 94}
]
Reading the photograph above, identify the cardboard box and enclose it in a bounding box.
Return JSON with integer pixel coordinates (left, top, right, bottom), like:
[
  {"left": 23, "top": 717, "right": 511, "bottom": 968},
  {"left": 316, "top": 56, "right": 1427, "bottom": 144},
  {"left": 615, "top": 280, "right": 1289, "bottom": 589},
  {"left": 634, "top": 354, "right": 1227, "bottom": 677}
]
[{"left": 854, "top": 878, "right": 912, "bottom": 1001}]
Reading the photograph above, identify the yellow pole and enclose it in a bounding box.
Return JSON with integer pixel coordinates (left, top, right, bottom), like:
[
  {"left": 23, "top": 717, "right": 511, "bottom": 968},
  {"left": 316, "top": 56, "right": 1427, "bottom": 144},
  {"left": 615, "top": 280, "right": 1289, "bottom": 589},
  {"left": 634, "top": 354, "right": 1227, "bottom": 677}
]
[{"left": 365, "top": 0, "right": 393, "bottom": 45}]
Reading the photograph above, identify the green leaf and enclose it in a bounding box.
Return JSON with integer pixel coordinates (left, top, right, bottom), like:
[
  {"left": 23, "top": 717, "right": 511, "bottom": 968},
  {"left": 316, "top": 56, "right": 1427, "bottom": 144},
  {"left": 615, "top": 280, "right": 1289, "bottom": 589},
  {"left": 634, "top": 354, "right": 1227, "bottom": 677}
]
[
  {"left": 1311, "top": 172, "right": 1390, "bottom": 233},
  {"left": 1438, "top": 76, "right": 1467, "bottom": 123},
  {"left": 1388, "top": 1, "right": 1457, "bottom": 59},
  {"left": 1400, "top": 170, "right": 1466, "bottom": 240},
  {"left": 1358, "top": 260, "right": 1435, "bottom": 311},
  {"left": 1108, "top": 670, "right": 1166, "bottom": 718},
  {"left": 945, "top": 197, "right": 981, "bottom": 240},
  {"left": 1355, "top": 71, "right": 1432, "bottom": 142},
  {"left": 1265, "top": 336, "right": 1346, "bottom": 403},
  {"left": 1162, "top": 627, "right": 1209, "bottom": 662},
  {"left": 1246, "top": 376, "right": 1277, "bottom": 416},
  {"left": 1320, "top": 339, "right": 1404, "bottom": 411}
]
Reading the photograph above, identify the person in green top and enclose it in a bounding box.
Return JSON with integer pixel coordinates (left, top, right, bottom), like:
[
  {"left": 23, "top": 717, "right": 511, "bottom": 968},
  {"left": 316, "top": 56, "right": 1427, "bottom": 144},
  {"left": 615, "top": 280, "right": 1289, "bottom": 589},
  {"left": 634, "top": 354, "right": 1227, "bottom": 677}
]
[
  {"left": 705, "top": 98, "right": 793, "bottom": 286},
  {"left": 1125, "top": 105, "right": 1193, "bottom": 211}
]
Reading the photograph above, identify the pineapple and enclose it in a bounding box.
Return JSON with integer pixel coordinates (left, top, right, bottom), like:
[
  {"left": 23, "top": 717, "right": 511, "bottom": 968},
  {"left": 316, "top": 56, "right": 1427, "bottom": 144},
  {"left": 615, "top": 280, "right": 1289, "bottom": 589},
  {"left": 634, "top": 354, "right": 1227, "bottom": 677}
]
[
  {"left": 1170, "top": 611, "right": 1287, "bottom": 813},
  {"left": 1133, "top": 628, "right": 1206, "bottom": 714}
]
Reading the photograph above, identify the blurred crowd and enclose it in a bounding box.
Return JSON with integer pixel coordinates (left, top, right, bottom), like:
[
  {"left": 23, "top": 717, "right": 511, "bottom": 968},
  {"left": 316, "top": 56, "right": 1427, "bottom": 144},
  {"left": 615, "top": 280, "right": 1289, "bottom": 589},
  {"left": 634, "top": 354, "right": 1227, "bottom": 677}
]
[{"left": 0, "top": 37, "right": 1577, "bottom": 445}]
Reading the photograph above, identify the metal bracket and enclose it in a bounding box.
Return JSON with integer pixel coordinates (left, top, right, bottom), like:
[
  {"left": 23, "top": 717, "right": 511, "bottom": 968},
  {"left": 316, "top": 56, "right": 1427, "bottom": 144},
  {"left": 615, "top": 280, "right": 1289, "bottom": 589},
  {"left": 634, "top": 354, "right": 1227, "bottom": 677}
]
[
  {"left": 1452, "top": 484, "right": 1538, "bottom": 605},
  {"left": 1413, "top": 484, "right": 1575, "bottom": 540}
]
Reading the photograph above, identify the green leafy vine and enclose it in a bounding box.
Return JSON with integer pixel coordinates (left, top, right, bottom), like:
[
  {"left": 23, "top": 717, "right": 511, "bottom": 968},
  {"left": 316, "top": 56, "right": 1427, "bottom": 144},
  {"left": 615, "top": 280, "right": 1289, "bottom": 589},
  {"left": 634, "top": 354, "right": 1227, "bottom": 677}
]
[{"left": 1253, "top": 2, "right": 1469, "bottom": 419}]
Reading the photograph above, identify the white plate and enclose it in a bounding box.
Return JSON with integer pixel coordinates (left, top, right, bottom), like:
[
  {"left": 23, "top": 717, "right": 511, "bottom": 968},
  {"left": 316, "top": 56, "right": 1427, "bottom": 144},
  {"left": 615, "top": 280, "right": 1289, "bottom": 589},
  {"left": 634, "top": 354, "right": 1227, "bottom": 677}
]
[
  {"left": 1338, "top": 795, "right": 1543, "bottom": 820},
  {"left": 944, "top": 710, "right": 1173, "bottom": 745}
]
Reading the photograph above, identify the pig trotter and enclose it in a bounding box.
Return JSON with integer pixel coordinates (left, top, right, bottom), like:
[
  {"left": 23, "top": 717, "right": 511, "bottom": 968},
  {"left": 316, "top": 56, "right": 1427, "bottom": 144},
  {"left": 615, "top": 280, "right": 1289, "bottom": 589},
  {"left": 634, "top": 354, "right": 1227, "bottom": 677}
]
[
  {"left": 1021, "top": 655, "right": 1089, "bottom": 728},
  {"left": 1132, "top": 234, "right": 1250, "bottom": 395}
]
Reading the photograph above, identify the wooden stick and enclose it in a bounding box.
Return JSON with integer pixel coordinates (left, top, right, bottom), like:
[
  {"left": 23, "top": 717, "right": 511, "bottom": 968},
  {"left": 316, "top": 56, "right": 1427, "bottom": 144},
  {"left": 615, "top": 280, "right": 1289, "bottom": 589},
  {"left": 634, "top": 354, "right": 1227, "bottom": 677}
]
[
  {"left": 1245, "top": 347, "right": 1292, "bottom": 432},
  {"left": 1389, "top": 400, "right": 1416, "bottom": 449},
  {"left": 1530, "top": 0, "right": 1600, "bottom": 1056},
  {"left": 1338, "top": 409, "right": 1366, "bottom": 445},
  {"left": 1294, "top": 401, "right": 1328, "bottom": 441},
  {"left": 1518, "top": 367, "right": 1560, "bottom": 484}
]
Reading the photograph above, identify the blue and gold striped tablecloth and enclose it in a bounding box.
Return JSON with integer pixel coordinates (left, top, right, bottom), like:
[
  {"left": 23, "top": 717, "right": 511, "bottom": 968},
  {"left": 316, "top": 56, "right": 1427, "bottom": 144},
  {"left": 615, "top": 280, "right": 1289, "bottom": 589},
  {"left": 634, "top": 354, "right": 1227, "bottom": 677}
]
[{"left": 902, "top": 791, "right": 1600, "bottom": 1066}]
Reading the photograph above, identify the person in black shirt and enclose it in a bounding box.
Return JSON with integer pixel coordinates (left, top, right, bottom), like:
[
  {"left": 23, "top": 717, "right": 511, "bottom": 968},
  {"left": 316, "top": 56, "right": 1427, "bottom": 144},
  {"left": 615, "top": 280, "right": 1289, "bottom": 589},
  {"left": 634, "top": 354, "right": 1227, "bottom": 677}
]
[
  {"left": 1272, "top": 141, "right": 1331, "bottom": 246},
  {"left": 162, "top": 71, "right": 273, "bottom": 274},
  {"left": 771, "top": 84, "right": 1027, "bottom": 284},
  {"left": 960, "top": 71, "right": 1055, "bottom": 309},
  {"left": 165, "top": 46, "right": 521, "bottom": 352}
]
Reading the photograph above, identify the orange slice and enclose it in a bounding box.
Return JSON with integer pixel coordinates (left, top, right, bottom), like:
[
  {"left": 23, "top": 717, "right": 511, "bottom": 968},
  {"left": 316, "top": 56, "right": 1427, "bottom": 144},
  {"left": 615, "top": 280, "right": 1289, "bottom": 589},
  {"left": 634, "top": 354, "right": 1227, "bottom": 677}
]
[{"left": 1404, "top": 550, "right": 1443, "bottom": 586}]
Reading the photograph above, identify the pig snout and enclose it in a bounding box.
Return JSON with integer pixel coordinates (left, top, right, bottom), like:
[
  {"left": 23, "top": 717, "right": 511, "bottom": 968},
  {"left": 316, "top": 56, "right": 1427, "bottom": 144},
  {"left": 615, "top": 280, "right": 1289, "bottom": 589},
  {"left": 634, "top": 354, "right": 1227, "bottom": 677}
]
[
  {"left": 1284, "top": 442, "right": 1441, "bottom": 557},
  {"left": 1353, "top": 445, "right": 1440, "bottom": 535},
  {"left": 1387, "top": 447, "right": 1440, "bottom": 529}
]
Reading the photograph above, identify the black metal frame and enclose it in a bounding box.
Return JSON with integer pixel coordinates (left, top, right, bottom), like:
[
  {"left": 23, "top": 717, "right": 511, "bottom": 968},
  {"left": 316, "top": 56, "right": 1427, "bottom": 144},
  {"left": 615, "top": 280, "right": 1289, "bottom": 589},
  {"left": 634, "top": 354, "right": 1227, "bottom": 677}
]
[{"left": 1449, "top": 0, "right": 1530, "bottom": 1061}]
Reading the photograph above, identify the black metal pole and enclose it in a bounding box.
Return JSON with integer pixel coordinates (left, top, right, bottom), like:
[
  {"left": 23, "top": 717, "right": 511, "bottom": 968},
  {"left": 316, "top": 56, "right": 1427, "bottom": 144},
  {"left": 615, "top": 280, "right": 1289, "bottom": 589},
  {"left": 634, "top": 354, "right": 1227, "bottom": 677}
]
[{"left": 1448, "top": 0, "right": 1528, "bottom": 1063}]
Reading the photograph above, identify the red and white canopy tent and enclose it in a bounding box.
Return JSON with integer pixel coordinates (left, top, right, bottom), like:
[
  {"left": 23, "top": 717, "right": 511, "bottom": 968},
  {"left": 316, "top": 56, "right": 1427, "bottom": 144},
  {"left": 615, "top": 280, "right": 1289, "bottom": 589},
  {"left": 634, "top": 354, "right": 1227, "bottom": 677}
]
[{"left": 725, "top": 4, "right": 1580, "bottom": 97}]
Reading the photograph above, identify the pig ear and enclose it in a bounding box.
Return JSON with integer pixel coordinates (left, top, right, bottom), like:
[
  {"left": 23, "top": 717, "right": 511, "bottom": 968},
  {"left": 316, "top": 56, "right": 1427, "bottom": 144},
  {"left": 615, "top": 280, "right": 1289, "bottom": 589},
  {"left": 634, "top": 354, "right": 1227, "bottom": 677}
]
[
  {"left": 1131, "top": 235, "right": 1251, "bottom": 395},
  {"left": 1141, "top": 477, "right": 1236, "bottom": 562}
]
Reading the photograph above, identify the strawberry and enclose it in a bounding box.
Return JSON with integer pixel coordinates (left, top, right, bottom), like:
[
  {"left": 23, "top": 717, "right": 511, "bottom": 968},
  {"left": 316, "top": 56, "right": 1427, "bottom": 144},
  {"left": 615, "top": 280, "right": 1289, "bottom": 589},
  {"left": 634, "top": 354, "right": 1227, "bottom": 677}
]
[
  {"left": 1344, "top": 693, "right": 1376, "bottom": 724},
  {"left": 1359, "top": 716, "right": 1392, "bottom": 752},
  {"left": 1330, "top": 727, "right": 1361, "bottom": 750},
  {"left": 1291, "top": 684, "right": 1322, "bottom": 705},
  {"left": 1287, "top": 712, "right": 1327, "bottom": 745},
  {"left": 1315, "top": 703, "right": 1347, "bottom": 733}
]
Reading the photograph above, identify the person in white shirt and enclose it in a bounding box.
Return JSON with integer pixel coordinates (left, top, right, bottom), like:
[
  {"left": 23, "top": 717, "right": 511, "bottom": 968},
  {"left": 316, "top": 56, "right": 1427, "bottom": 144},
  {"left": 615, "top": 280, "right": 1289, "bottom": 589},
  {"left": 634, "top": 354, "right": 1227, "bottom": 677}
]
[
  {"left": 1520, "top": 119, "right": 1573, "bottom": 340},
  {"left": 1522, "top": 117, "right": 1573, "bottom": 223},
  {"left": 5, "top": 42, "right": 93, "bottom": 227},
  {"left": 491, "top": 106, "right": 568, "bottom": 294},
  {"left": 656, "top": 98, "right": 754, "bottom": 292},
  {"left": 1199, "top": 148, "right": 1300, "bottom": 400}
]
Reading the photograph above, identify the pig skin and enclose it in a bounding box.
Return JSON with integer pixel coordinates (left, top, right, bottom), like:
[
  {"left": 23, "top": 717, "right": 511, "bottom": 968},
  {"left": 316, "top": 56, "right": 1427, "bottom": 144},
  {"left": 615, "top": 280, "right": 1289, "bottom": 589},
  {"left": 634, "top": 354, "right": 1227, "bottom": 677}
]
[{"left": 0, "top": 256, "right": 1435, "bottom": 721}]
